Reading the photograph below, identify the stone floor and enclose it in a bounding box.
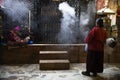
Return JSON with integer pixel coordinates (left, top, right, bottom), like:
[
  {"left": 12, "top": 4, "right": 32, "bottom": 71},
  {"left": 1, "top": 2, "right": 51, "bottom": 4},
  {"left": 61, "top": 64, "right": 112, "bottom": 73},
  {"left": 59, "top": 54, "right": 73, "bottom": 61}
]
[{"left": 0, "top": 63, "right": 120, "bottom": 80}]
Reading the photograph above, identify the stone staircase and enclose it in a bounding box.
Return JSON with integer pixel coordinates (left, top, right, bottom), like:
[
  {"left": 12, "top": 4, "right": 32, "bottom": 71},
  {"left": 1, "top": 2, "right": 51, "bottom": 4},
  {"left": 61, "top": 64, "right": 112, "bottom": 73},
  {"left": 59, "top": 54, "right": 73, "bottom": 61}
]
[{"left": 39, "top": 51, "right": 70, "bottom": 70}]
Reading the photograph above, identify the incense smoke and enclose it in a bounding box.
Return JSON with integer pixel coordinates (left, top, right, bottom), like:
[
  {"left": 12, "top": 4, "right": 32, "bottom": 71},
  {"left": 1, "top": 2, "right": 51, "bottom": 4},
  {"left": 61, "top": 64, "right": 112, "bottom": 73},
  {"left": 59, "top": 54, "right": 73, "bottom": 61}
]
[
  {"left": 57, "top": 2, "right": 78, "bottom": 44},
  {"left": 79, "top": 1, "right": 96, "bottom": 40},
  {"left": 3, "top": 0, "right": 32, "bottom": 24},
  {"left": 57, "top": 1, "right": 96, "bottom": 44}
]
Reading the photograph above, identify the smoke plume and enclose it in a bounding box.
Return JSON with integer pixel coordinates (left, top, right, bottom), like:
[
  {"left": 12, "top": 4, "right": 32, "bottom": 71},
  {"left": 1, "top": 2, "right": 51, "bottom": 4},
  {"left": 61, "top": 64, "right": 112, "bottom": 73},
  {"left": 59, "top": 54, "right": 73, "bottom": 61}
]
[
  {"left": 3, "top": 0, "right": 32, "bottom": 24},
  {"left": 57, "top": 2, "right": 78, "bottom": 44},
  {"left": 79, "top": 1, "right": 96, "bottom": 40},
  {"left": 57, "top": 1, "right": 96, "bottom": 44}
]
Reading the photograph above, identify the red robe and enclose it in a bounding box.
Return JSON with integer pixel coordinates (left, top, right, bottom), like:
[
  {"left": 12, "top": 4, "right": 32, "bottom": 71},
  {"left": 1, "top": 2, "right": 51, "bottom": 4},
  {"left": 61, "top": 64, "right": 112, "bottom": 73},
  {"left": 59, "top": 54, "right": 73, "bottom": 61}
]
[
  {"left": 85, "top": 26, "right": 107, "bottom": 51},
  {"left": 85, "top": 26, "right": 107, "bottom": 73}
]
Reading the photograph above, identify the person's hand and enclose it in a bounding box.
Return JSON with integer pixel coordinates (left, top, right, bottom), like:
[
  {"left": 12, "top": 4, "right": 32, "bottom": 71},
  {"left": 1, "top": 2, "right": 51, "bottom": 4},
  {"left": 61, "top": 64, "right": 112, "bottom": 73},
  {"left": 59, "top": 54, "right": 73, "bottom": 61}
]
[
  {"left": 25, "top": 36, "right": 30, "bottom": 40},
  {"left": 23, "top": 36, "right": 30, "bottom": 42},
  {"left": 21, "top": 40, "right": 24, "bottom": 43}
]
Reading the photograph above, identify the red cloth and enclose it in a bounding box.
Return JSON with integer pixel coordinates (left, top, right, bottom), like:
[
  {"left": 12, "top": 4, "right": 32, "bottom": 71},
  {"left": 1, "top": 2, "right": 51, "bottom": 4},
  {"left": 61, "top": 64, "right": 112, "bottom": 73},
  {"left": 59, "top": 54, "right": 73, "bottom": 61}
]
[{"left": 85, "top": 26, "right": 107, "bottom": 51}]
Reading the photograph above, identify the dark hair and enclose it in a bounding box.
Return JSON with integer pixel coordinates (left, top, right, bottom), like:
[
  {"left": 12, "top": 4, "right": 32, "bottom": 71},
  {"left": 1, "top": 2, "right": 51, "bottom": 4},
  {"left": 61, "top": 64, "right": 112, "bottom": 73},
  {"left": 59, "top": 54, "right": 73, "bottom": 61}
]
[{"left": 96, "top": 18, "right": 104, "bottom": 27}]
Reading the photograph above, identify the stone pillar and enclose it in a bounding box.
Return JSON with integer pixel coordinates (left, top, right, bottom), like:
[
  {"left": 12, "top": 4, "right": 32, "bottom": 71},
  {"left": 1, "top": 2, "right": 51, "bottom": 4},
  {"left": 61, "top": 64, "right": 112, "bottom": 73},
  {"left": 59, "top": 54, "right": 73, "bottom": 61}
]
[
  {"left": 116, "top": 16, "right": 120, "bottom": 42},
  {"left": 117, "top": 0, "right": 120, "bottom": 42}
]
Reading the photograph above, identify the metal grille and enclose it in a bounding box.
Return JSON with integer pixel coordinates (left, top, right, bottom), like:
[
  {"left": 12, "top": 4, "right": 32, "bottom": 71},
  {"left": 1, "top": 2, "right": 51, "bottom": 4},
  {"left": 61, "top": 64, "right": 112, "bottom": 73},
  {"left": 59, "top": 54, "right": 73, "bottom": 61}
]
[
  {"left": 32, "top": 0, "right": 77, "bottom": 44},
  {"left": 32, "top": 0, "right": 96, "bottom": 44}
]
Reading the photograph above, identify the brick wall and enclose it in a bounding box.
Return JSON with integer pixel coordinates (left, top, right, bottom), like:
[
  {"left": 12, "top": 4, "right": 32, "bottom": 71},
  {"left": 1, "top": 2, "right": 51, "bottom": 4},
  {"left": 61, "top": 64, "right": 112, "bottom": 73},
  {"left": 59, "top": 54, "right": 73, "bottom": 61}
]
[{"left": 0, "top": 44, "right": 120, "bottom": 64}]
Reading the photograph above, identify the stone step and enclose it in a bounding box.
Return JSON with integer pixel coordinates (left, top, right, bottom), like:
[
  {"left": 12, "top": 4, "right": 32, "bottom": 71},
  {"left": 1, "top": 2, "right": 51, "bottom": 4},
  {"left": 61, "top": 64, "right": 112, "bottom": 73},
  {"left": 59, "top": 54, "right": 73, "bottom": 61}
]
[
  {"left": 39, "top": 59, "right": 70, "bottom": 70},
  {"left": 39, "top": 51, "right": 68, "bottom": 60}
]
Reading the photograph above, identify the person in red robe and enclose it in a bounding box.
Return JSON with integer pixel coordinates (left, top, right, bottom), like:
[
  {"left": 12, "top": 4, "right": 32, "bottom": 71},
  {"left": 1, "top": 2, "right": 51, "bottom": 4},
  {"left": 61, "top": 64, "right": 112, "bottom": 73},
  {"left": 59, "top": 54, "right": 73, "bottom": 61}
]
[{"left": 82, "top": 18, "right": 107, "bottom": 77}]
